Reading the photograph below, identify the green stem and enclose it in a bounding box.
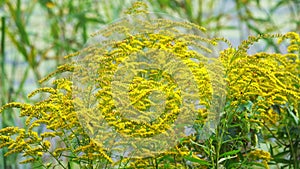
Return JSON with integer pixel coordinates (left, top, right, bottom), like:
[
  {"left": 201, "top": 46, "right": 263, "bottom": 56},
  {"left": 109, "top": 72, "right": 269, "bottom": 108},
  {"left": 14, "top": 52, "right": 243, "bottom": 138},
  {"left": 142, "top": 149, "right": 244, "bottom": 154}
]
[
  {"left": 40, "top": 142, "right": 67, "bottom": 169},
  {"left": 235, "top": 0, "right": 246, "bottom": 42},
  {"left": 197, "top": 0, "right": 202, "bottom": 25},
  {"left": 0, "top": 16, "right": 7, "bottom": 169},
  {"left": 285, "top": 125, "right": 298, "bottom": 169},
  {"left": 0, "top": 16, "right": 6, "bottom": 101},
  {"left": 215, "top": 125, "right": 221, "bottom": 169}
]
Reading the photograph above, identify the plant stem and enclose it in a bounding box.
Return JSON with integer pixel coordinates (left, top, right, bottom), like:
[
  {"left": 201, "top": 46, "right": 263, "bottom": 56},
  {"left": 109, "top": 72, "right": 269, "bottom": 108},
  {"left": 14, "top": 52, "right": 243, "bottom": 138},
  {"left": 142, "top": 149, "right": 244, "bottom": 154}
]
[
  {"left": 285, "top": 125, "right": 298, "bottom": 169},
  {"left": 0, "top": 15, "right": 7, "bottom": 169}
]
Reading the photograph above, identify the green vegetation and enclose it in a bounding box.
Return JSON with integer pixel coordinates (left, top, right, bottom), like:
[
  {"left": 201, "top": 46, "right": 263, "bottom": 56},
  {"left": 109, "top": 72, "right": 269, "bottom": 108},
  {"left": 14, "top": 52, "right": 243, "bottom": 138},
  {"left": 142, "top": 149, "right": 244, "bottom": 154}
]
[{"left": 0, "top": 0, "right": 299, "bottom": 168}]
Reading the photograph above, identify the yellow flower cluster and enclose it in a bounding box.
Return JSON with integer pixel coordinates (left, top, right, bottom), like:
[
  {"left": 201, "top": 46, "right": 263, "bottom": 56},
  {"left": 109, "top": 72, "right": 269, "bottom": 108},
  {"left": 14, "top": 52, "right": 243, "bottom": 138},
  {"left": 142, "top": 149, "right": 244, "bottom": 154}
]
[
  {"left": 88, "top": 32, "right": 214, "bottom": 136},
  {"left": 0, "top": 9, "right": 221, "bottom": 167},
  {"left": 0, "top": 1, "right": 299, "bottom": 167},
  {"left": 124, "top": 1, "right": 149, "bottom": 14},
  {"left": 70, "top": 12, "right": 225, "bottom": 164},
  {"left": 0, "top": 77, "right": 112, "bottom": 166},
  {"left": 248, "top": 149, "right": 271, "bottom": 169},
  {"left": 221, "top": 33, "right": 300, "bottom": 127}
]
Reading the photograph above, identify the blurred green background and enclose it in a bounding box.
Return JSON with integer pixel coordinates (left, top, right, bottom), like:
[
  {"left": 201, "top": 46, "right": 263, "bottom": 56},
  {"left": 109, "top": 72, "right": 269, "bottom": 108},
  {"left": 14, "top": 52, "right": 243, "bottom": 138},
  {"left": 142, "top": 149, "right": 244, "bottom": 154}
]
[{"left": 0, "top": 0, "right": 299, "bottom": 168}]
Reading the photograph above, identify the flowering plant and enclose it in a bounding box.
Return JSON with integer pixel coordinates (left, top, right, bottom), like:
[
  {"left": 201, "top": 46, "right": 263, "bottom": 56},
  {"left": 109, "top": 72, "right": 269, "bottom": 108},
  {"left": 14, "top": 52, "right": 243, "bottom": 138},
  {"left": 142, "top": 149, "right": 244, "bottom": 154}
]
[{"left": 0, "top": 2, "right": 299, "bottom": 169}]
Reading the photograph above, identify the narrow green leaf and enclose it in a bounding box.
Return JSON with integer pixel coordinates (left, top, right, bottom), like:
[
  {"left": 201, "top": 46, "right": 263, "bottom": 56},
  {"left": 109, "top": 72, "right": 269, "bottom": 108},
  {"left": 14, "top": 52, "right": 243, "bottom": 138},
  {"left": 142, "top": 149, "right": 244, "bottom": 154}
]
[
  {"left": 287, "top": 106, "right": 298, "bottom": 125},
  {"left": 272, "top": 150, "right": 290, "bottom": 159},
  {"left": 183, "top": 156, "right": 211, "bottom": 166},
  {"left": 158, "top": 155, "right": 175, "bottom": 164},
  {"left": 220, "top": 149, "right": 240, "bottom": 158}
]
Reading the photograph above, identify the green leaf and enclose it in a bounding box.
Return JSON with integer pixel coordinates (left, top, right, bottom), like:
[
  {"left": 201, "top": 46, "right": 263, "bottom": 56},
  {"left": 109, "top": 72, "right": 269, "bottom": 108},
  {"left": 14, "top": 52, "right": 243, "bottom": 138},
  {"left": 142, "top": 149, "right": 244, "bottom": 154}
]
[
  {"left": 273, "top": 158, "right": 294, "bottom": 164},
  {"left": 179, "top": 137, "right": 188, "bottom": 144},
  {"left": 183, "top": 155, "right": 211, "bottom": 166},
  {"left": 245, "top": 100, "right": 253, "bottom": 112},
  {"left": 184, "top": 0, "right": 192, "bottom": 20},
  {"left": 273, "top": 150, "right": 290, "bottom": 159},
  {"left": 158, "top": 155, "right": 175, "bottom": 164},
  {"left": 287, "top": 106, "right": 299, "bottom": 125},
  {"left": 270, "top": 0, "right": 287, "bottom": 13},
  {"left": 190, "top": 139, "right": 211, "bottom": 155},
  {"left": 218, "top": 155, "right": 238, "bottom": 164},
  {"left": 220, "top": 149, "right": 240, "bottom": 158}
]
